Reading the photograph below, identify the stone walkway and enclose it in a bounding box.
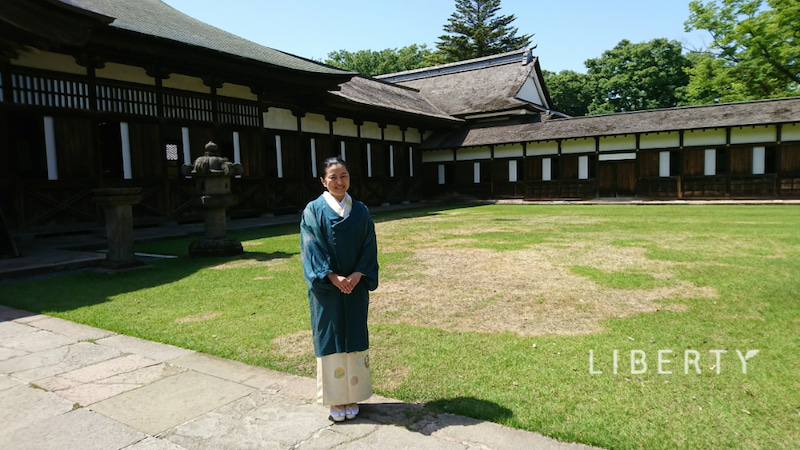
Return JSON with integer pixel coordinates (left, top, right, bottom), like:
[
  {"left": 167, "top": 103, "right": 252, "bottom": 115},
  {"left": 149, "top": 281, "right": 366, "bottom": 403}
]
[{"left": 0, "top": 305, "right": 597, "bottom": 449}]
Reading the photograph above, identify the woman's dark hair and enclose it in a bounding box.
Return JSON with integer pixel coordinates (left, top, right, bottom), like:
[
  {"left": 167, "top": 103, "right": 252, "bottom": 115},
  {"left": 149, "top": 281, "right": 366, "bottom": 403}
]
[{"left": 322, "top": 156, "right": 349, "bottom": 174}]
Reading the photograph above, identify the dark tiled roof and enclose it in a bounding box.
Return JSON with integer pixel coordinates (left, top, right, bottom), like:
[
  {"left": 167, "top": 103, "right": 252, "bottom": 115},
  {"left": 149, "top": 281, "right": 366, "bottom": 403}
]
[
  {"left": 65, "top": 0, "right": 348, "bottom": 75},
  {"left": 422, "top": 97, "right": 800, "bottom": 149},
  {"left": 332, "top": 76, "right": 462, "bottom": 123}
]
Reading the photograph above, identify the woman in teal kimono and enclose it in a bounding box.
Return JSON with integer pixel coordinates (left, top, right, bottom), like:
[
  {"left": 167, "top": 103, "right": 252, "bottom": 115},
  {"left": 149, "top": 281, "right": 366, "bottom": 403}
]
[{"left": 300, "top": 157, "right": 379, "bottom": 422}]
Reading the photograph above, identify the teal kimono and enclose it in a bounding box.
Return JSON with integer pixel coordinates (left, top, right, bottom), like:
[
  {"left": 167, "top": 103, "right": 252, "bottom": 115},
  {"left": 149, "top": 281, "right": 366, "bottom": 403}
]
[{"left": 300, "top": 194, "right": 379, "bottom": 359}]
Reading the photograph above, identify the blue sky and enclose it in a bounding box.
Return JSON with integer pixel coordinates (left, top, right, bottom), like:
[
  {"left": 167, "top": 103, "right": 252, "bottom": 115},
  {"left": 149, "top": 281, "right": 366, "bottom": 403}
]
[{"left": 161, "top": 0, "right": 710, "bottom": 74}]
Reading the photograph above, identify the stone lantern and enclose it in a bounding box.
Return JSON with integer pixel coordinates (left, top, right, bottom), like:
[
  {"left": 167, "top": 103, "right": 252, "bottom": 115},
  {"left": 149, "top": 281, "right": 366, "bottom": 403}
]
[{"left": 180, "top": 141, "right": 244, "bottom": 257}]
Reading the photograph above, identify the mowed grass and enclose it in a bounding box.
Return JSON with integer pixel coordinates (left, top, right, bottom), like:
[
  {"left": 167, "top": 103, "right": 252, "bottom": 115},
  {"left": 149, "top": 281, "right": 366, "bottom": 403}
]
[{"left": 2, "top": 204, "right": 799, "bottom": 449}]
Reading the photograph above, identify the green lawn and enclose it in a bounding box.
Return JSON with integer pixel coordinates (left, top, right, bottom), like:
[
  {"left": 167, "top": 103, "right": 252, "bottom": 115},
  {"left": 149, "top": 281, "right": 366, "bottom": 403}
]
[{"left": 2, "top": 204, "right": 798, "bottom": 449}]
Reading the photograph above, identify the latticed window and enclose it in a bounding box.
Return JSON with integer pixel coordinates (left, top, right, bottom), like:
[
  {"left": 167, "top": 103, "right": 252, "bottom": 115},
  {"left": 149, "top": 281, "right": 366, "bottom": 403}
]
[
  {"left": 96, "top": 83, "right": 157, "bottom": 116},
  {"left": 218, "top": 99, "right": 260, "bottom": 127},
  {"left": 10, "top": 73, "right": 90, "bottom": 109},
  {"left": 165, "top": 144, "right": 179, "bottom": 161},
  {"left": 163, "top": 91, "right": 213, "bottom": 122}
]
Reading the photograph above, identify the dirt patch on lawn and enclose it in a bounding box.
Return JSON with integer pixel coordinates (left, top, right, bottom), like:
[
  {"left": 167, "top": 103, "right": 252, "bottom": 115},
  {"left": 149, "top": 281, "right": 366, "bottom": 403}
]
[
  {"left": 370, "top": 243, "right": 715, "bottom": 336},
  {"left": 174, "top": 312, "right": 222, "bottom": 323}
]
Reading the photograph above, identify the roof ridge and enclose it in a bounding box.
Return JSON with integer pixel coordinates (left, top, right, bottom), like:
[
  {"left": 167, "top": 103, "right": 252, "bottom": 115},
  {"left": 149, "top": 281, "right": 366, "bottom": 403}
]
[{"left": 378, "top": 47, "right": 535, "bottom": 83}]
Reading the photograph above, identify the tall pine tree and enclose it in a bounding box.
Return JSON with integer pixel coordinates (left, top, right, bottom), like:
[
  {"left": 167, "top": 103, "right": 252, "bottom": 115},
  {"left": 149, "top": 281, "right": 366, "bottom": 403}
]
[{"left": 434, "top": 0, "right": 532, "bottom": 63}]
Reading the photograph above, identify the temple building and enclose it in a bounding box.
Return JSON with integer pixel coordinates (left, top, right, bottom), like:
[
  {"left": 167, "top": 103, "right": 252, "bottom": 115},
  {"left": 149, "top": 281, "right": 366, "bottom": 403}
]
[{"left": 2, "top": 0, "right": 799, "bottom": 239}]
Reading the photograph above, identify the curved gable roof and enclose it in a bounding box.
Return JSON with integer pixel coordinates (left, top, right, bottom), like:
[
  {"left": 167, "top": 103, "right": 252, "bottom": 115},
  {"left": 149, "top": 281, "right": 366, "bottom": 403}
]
[{"left": 379, "top": 49, "right": 553, "bottom": 117}]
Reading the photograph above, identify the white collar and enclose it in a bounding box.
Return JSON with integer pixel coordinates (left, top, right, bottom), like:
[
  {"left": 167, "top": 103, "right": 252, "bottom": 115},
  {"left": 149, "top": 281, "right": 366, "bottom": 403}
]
[{"left": 322, "top": 191, "right": 352, "bottom": 218}]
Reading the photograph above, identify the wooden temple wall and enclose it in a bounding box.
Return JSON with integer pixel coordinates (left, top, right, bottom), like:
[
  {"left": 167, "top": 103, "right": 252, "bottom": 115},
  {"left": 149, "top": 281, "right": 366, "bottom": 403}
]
[
  {"left": 0, "top": 58, "right": 424, "bottom": 236},
  {"left": 421, "top": 125, "right": 800, "bottom": 201}
]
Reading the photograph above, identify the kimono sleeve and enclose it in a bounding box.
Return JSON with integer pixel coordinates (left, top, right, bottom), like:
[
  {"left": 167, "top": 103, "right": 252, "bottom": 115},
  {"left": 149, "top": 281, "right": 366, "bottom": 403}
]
[
  {"left": 300, "top": 204, "right": 332, "bottom": 289},
  {"left": 354, "top": 209, "right": 379, "bottom": 291}
]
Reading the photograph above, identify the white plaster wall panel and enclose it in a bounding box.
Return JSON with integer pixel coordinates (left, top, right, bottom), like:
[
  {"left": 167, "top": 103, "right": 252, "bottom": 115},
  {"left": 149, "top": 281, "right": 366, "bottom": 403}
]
[
  {"left": 640, "top": 132, "right": 680, "bottom": 149},
  {"left": 561, "top": 138, "right": 595, "bottom": 154},
  {"left": 333, "top": 118, "right": 359, "bottom": 137},
  {"left": 301, "top": 113, "right": 329, "bottom": 134},
  {"left": 526, "top": 141, "right": 558, "bottom": 156},
  {"left": 456, "top": 146, "right": 492, "bottom": 161},
  {"left": 97, "top": 63, "right": 153, "bottom": 85},
  {"left": 598, "top": 152, "right": 636, "bottom": 161},
  {"left": 422, "top": 150, "right": 454, "bottom": 163},
  {"left": 598, "top": 135, "right": 636, "bottom": 152},
  {"left": 753, "top": 147, "right": 766, "bottom": 174},
  {"left": 263, "top": 107, "right": 298, "bottom": 131},
  {"left": 730, "top": 125, "right": 777, "bottom": 144},
  {"left": 407, "top": 128, "right": 423, "bottom": 144},
  {"left": 11, "top": 51, "right": 86, "bottom": 75},
  {"left": 361, "top": 122, "right": 382, "bottom": 140},
  {"left": 542, "top": 158, "right": 552, "bottom": 181},
  {"left": 684, "top": 128, "right": 726, "bottom": 147},
  {"left": 659, "top": 151, "right": 671, "bottom": 177},
  {"left": 218, "top": 83, "right": 257, "bottom": 101},
  {"left": 508, "top": 160, "right": 518, "bottom": 182},
  {"left": 704, "top": 149, "right": 717, "bottom": 175},
  {"left": 494, "top": 143, "right": 524, "bottom": 158},
  {"left": 516, "top": 78, "right": 545, "bottom": 106},
  {"left": 162, "top": 73, "right": 210, "bottom": 93},
  {"left": 578, "top": 155, "right": 589, "bottom": 179},
  {"left": 385, "top": 125, "right": 403, "bottom": 142},
  {"left": 782, "top": 123, "right": 800, "bottom": 141}
]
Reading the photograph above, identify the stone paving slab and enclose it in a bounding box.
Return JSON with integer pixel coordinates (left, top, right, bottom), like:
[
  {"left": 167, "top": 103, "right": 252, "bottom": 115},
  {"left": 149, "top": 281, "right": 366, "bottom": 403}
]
[
  {"left": 37, "top": 356, "right": 185, "bottom": 406},
  {"left": 0, "top": 346, "right": 27, "bottom": 362},
  {"left": 0, "top": 384, "right": 76, "bottom": 436},
  {"left": 1, "top": 328, "right": 77, "bottom": 353},
  {"left": 21, "top": 315, "right": 116, "bottom": 341},
  {"left": 0, "top": 320, "right": 38, "bottom": 340},
  {"left": 96, "top": 334, "right": 195, "bottom": 362},
  {"left": 90, "top": 369, "right": 256, "bottom": 435},
  {"left": 0, "top": 407, "right": 146, "bottom": 450},
  {"left": 0, "top": 341, "right": 123, "bottom": 383},
  {"left": 0, "top": 374, "right": 21, "bottom": 391},
  {"left": 161, "top": 388, "right": 334, "bottom": 449},
  {"left": 170, "top": 352, "right": 281, "bottom": 385},
  {"left": 331, "top": 421, "right": 469, "bottom": 450},
  {"left": 126, "top": 436, "right": 189, "bottom": 449}
]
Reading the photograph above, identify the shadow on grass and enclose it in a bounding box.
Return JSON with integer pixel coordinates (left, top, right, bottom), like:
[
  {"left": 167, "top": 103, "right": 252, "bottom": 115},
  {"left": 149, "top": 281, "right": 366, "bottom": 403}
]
[
  {"left": 0, "top": 250, "right": 297, "bottom": 315},
  {"left": 0, "top": 203, "right": 469, "bottom": 316}
]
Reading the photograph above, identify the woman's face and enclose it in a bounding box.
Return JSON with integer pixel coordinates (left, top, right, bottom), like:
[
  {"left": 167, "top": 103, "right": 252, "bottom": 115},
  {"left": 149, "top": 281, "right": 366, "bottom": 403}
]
[{"left": 321, "top": 163, "right": 350, "bottom": 201}]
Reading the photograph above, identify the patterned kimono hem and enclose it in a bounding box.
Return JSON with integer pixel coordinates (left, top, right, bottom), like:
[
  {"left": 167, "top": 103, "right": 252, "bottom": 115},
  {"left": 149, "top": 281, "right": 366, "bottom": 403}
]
[{"left": 316, "top": 350, "right": 372, "bottom": 406}]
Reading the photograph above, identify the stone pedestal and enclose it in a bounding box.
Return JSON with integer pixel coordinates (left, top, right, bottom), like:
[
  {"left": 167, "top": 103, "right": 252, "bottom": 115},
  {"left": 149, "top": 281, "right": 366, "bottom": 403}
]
[{"left": 93, "top": 187, "right": 146, "bottom": 271}]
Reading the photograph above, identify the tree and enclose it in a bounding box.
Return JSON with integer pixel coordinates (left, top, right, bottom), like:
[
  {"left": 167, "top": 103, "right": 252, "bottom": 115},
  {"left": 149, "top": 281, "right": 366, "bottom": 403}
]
[
  {"left": 542, "top": 70, "right": 596, "bottom": 117},
  {"left": 678, "top": 51, "right": 755, "bottom": 105},
  {"left": 585, "top": 38, "right": 692, "bottom": 114},
  {"left": 434, "top": 0, "right": 532, "bottom": 63},
  {"left": 325, "top": 44, "right": 434, "bottom": 77},
  {"left": 684, "top": 0, "right": 800, "bottom": 102}
]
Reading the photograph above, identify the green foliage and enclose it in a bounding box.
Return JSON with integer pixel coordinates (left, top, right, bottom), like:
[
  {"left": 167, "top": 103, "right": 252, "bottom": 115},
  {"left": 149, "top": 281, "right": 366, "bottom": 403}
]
[
  {"left": 585, "top": 38, "right": 692, "bottom": 114},
  {"left": 435, "top": 0, "right": 532, "bottom": 63},
  {"left": 542, "top": 70, "right": 596, "bottom": 117},
  {"left": 324, "top": 44, "right": 435, "bottom": 76},
  {"left": 685, "top": 0, "right": 800, "bottom": 102}
]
